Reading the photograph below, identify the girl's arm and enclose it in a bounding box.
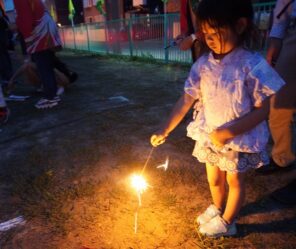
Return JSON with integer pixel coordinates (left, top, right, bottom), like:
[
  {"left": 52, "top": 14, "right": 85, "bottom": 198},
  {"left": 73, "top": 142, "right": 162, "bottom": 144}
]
[
  {"left": 210, "top": 96, "right": 271, "bottom": 147},
  {"left": 151, "top": 92, "right": 196, "bottom": 147}
]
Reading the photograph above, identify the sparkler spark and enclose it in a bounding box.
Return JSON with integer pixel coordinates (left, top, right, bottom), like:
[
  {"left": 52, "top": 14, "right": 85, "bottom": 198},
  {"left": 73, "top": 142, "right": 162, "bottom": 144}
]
[
  {"left": 130, "top": 174, "right": 149, "bottom": 233},
  {"left": 131, "top": 174, "right": 148, "bottom": 195},
  {"left": 156, "top": 157, "right": 169, "bottom": 171}
]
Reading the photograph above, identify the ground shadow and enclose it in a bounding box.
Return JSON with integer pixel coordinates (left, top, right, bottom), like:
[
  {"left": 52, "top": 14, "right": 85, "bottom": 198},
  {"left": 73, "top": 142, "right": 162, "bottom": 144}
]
[
  {"left": 241, "top": 194, "right": 295, "bottom": 217},
  {"left": 237, "top": 216, "right": 296, "bottom": 237}
]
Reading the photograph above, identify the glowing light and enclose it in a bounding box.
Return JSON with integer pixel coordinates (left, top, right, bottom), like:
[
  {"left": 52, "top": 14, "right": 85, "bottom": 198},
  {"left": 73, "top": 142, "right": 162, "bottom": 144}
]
[
  {"left": 130, "top": 174, "right": 149, "bottom": 234},
  {"left": 156, "top": 157, "right": 169, "bottom": 171},
  {"left": 131, "top": 174, "right": 148, "bottom": 195}
]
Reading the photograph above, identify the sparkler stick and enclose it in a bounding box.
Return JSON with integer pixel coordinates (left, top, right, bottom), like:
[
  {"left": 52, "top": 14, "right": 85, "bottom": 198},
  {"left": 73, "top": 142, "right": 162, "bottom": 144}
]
[
  {"left": 131, "top": 173, "right": 149, "bottom": 233},
  {"left": 140, "top": 147, "right": 155, "bottom": 175},
  {"left": 164, "top": 37, "right": 184, "bottom": 49},
  {"left": 134, "top": 211, "right": 138, "bottom": 233},
  {"left": 132, "top": 146, "right": 156, "bottom": 233}
]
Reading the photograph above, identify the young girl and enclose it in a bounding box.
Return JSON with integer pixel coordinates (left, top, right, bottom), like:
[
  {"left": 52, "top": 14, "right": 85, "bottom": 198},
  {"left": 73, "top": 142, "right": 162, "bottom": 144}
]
[{"left": 151, "top": 0, "right": 285, "bottom": 238}]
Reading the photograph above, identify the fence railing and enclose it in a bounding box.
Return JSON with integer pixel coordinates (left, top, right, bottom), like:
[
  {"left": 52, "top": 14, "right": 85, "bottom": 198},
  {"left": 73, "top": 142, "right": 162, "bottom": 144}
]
[{"left": 59, "top": 1, "right": 276, "bottom": 64}]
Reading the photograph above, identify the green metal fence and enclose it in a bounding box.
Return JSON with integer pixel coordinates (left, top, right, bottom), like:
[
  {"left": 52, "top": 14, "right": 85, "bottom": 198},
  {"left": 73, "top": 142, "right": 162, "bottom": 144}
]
[{"left": 59, "top": 1, "right": 276, "bottom": 64}]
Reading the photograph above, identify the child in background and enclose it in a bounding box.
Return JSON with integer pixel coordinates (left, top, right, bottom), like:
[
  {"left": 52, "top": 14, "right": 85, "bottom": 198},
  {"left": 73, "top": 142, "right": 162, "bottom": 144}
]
[
  {"left": 0, "top": 86, "right": 9, "bottom": 125},
  {"left": 151, "top": 0, "right": 285, "bottom": 237},
  {"left": 7, "top": 54, "right": 78, "bottom": 96}
]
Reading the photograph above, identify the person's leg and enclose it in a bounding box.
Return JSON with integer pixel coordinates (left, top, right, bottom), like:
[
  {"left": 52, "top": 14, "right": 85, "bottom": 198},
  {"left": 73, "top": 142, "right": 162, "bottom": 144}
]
[
  {"left": 31, "top": 50, "right": 57, "bottom": 100},
  {"left": 269, "top": 28, "right": 296, "bottom": 167},
  {"left": 54, "top": 69, "right": 69, "bottom": 87},
  {"left": 269, "top": 95, "right": 295, "bottom": 167},
  {"left": 0, "top": 86, "right": 6, "bottom": 107},
  {"left": 0, "top": 46, "right": 13, "bottom": 82},
  {"left": 0, "top": 86, "right": 9, "bottom": 124},
  {"left": 24, "top": 62, "right": 42, "bottom": 87},
  {"left": 53, "top": 53, "right": 78, "bottom": 83},
  {"left": 206, "top": 163, "right": 226, "bottom": 210},
  {"left": 223, "top": 172, "right": 246, "bottom": 224},
  {"left": 199, "top": 166, "right": 239, "bottom": 237}
]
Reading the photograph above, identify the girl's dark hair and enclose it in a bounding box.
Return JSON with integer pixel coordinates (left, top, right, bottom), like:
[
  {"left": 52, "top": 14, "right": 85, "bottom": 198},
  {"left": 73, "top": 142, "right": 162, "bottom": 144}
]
[{"left": 195, "top": 0, "right": 258, "bottom": 48}]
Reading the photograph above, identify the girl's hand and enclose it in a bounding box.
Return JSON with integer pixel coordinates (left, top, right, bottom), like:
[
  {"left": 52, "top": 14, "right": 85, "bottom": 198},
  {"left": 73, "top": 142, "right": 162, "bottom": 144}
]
[
  {"left": 210, "top": 128, "right": 233, "bottom": 148},
  {"left": 150, "top": 132, "right": 168, "bottom": 147},
  {"left": 178, "top": 36, "right": 194, "bottom": 51}
]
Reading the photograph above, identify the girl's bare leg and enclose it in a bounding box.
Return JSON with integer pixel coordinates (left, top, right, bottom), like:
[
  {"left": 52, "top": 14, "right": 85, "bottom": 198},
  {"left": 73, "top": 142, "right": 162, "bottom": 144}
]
[
  {"left": 206, "top": 163, "right": 226, "bottom": 211},
  {"left": 223, "top": 172, "right": 246, "bottom": 224}
]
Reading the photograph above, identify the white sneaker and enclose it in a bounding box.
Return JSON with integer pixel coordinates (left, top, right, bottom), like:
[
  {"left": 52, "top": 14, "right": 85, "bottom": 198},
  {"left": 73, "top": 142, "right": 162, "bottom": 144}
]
[
  {"left": 199, "top": 215, "right": 237, "bottom": 237},
  {"left": 35, "top": 98, "right": 59, "bottom": 109},
  {"left": 196, "top": 204, "right": 221, "bottom": 225}
]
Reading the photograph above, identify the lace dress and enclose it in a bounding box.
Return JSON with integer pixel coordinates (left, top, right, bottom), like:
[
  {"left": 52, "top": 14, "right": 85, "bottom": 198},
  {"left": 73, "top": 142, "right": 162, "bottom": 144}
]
[{"left": 184, "top": 48, "right": 285, "bottom": 173}]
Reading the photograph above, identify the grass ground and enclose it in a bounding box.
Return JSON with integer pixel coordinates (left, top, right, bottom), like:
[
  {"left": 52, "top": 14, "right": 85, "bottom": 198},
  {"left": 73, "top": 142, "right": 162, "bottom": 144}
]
[{"left": 0, "top": 51, "right": 295, "bottom": 249}]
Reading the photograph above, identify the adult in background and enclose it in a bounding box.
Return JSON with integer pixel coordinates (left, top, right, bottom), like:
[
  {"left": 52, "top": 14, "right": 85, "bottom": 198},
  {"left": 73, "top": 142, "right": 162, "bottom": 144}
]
[
  {"left": 263, "top": 0, "right": 296, "bottom": 171},
  {"left": 0, "top": 5, "right": 13, "bottom": 85},
  {"left": 259, "top": 0, "right": 296, "bottom": 205},
  {"left": 178, "top": 0, "right": 206, "bottom": 62},
  {"left": 7, "top": 54, "right": 78, "bottom": 96},
  {"left": 0, "top": 86, "right": 9, "bottom": 125},
  {"left": 13, "top": 0, "right": 62, "bottom": 109}
]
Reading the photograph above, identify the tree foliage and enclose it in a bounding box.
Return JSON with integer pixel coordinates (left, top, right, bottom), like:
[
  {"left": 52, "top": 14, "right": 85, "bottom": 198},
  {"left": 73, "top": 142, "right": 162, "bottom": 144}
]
[{"left": 96, "top": 0, "right": 106, "bottom": 15}]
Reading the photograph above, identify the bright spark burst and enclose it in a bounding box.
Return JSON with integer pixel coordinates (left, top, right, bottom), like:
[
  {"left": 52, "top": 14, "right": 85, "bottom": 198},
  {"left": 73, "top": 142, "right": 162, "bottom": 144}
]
[
  {"left": 130, "top": 174, "right": 148, "bottom": 195},
  {"left": 130, "top": 174, "right": 149, "bottom": 234},
  {"left": 156, "top": 157, "right": 169, "bottom": 171}
]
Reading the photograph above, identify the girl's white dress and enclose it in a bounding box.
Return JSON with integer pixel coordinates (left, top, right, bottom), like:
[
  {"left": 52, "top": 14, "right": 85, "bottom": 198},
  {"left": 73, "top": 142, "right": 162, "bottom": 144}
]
[{"left": 185, "top": 47, "right": 285, "bottom": 173}]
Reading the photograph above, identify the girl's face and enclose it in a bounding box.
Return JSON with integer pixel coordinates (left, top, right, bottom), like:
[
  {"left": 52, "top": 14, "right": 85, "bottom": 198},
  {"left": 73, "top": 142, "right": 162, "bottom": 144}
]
[{"left": 201, "top": 22, "right": 238, "bottom": 55}]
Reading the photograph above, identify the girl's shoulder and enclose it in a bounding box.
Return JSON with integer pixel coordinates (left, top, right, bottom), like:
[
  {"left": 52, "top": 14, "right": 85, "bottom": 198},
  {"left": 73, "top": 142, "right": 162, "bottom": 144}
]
[
  {"left": 238, "top": 48, "right": 265, "bottom": 65},
  {"left": 236, "top": 48, "right": 270, "bottom": 72},
  {"left": 192, "top": 53, "right": 210, "bottom": 69}
]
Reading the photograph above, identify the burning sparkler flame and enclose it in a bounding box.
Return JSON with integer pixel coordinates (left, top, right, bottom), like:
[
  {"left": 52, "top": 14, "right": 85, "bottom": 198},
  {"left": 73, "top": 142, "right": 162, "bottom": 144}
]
[
  {"left": 131, "top": 174, "right": 148, "bottom": 194},
  {"left": 156, "top": 157, "right": 169, "bottom": 171},
  {"left": 130, "top": 174, "right": 149, "bottom": 234}
]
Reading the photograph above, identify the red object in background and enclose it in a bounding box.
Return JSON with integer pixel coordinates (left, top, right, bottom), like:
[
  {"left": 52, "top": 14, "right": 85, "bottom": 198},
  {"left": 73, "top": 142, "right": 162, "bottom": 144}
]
[
  {"left": 107, "top": 28, "right": 128, "bottom": 42},
  {"left": 180, "top": 0, "right": 189, "bottom": 35},
  {"left": 107, "top": 22, "right": 164, "bottom": 42}
]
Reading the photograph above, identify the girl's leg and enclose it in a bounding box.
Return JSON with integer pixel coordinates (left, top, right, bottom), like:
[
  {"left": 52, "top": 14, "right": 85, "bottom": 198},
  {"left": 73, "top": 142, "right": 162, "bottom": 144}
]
[
  {"left": 206, "top": 163, "right": 226, "bottom": 210},
  {"left": 223, "top": 172, "right": 246, "bottom": 224}
]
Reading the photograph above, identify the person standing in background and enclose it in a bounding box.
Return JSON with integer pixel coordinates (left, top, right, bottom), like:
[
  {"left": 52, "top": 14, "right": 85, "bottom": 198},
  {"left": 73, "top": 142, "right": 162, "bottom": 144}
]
[
  {"left": 178, "top": 0, "right": 206, "bottom": 62},
  {"left": 256, "top": 0, "right": 296, "bottom": 205},
  {"left": 263, "top": 0, "right": 296, "bottom": 171},
  {"left": 0, "top": 86, "right": 9, "bottom": 125},
  {"left": 13, "top": 0, "right": 63, "bottom": 109},
  {"left": 0, "top": 5, "right": 13, "bottom": 85}
]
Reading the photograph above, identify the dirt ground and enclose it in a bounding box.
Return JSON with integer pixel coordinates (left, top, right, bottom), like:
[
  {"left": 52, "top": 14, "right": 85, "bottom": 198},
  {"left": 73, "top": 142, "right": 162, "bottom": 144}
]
[{"left": 0, "top": 51, "right": 295, "bottom": 249}]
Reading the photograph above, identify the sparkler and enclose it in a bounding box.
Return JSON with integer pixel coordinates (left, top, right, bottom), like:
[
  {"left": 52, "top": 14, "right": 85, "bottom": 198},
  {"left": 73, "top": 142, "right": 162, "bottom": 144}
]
[
  {"left": 130, "top": 147, "right": 154, "bottom": 233},
  {"left": 130, "top": 147, "right": 169, "bottom": 233},
  {"left": 130, "top": 173, "right": 149, "bottom": 234}
]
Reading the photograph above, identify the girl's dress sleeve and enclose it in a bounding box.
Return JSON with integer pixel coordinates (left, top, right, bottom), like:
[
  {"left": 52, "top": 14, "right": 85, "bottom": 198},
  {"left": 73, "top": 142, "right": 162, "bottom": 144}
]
[
  {"left": 184, "top": 61, "right": 201, "bottom": 100},
  {"left": 246, "top": 57, "right": 285, "bottom": 107}
]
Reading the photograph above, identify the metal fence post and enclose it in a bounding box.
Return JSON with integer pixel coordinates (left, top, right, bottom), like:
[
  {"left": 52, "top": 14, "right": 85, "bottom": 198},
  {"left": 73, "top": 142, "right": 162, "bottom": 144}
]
[
  {"left": 73, "top": 25, "right": 77, "bottom": 50},
  {"left": 86, "top": 23, "right": 90, "bottom": 52},
  {"left": 164, "top": 12, "right": 169, "bottom": 63},
  {"left": 61, "top": 27, "right": 66, "bottom": 48},
  {"left": 104, "top": 21, "right": 109, "bottom": 54}
]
